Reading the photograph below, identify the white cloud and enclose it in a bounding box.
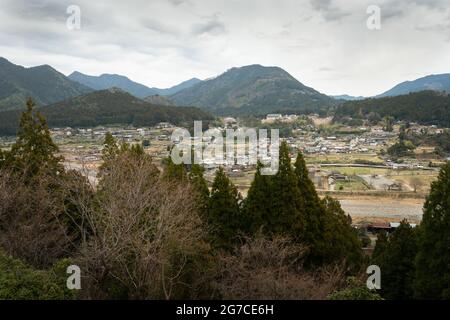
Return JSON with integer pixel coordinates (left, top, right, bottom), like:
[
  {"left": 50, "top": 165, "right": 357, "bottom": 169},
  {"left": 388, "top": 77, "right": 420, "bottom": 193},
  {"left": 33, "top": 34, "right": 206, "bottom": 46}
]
[{"left": 1, "top": 0, "right": 450, "bottom": 96}]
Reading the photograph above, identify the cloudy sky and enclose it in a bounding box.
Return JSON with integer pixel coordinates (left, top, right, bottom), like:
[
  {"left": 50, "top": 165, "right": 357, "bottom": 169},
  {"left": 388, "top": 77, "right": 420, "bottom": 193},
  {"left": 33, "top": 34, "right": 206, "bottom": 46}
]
[{"left": 1, "top": 0, "right": 450, "bottom": 96}]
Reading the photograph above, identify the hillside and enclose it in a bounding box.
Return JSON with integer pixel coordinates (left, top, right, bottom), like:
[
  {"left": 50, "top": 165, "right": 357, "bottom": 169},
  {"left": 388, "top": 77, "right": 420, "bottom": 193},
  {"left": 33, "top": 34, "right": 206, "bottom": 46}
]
[
  {"left": 170, "top": 64, "right": 336, "bottom": 116},
  {"left": 143, "top": 94, "right": 175, "bottom": 106},
  {"left": 0, "top": 88, "right": 214, "bottom": 135},
  {"left": 69, "top": 72, "right": 202, "bottom": 98},
  {"left": 334, "top": 90, "right": 450, "bottom": 127},
  {"left": 379, "top": 73, "right": 450, "bottom": 97},
  {"left": 0, "top": 57, "right": 92, "bottom": 111},
  {"left": 68, "top": 72, "right": 158, "bottom": 98}
]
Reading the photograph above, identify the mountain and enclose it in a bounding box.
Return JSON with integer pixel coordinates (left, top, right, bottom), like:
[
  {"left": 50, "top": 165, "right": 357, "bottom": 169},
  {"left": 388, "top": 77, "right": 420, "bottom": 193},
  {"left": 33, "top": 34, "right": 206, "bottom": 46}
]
[
  {"left": 69, "top": 72, "right": 158, "bottom": 98},
  {"left": 332, "top": 94, "right": 365, "bottom": 101},
  {"left": 378, "top": 74, "right": 450, "bottom": 97},
  {"left": 0, "top": 88, "right": 213, "bottom": 135},
  {"left": 152, "top": 78, "right": 203, "bottom": 96},
  {"left": 0, "top": 57, "right": 92, "bottom": 111},
  {"left": 334, "top": 90, "right": 450, "bottom": 127},
  {"left": 143, "top": 94, "right": 175, "bottom": 106},
  {"left": 69, "top": 72, "right": 202, "bottom": 98},
  {"left": 170, "top": 64, "right": 336, "bottom": 116}
]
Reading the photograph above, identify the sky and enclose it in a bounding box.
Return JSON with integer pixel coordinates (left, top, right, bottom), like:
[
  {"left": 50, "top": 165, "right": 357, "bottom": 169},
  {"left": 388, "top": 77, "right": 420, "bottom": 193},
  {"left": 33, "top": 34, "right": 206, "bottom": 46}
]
[{"left": 1, "top": 0, "right": 450, "bottom": 97}]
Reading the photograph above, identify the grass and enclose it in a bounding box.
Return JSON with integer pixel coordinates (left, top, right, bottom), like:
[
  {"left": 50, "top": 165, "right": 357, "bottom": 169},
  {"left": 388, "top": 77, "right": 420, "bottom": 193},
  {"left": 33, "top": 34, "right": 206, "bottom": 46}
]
[{"left": 305, "top": 153, "right": 384, "bottom": 165}]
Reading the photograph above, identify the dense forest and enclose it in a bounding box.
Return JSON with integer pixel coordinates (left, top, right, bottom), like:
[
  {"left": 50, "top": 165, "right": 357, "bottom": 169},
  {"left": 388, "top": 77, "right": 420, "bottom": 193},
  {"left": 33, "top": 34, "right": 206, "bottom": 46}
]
[
  {"left": 0, "top": 89, "right": 213, "bottom": 135},
  {"left": 0, "top": 99, "right": 449, "bottom": 300},
  {"left": 334, "top": 91, "right": 450, "bottom": 127}
]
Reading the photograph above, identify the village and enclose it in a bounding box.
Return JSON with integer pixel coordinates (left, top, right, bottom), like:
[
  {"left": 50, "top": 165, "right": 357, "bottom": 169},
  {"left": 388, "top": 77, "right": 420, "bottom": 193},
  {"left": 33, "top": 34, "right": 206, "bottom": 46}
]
[{"left": 0, "top": 114, "right": 446, "bottom": 249}]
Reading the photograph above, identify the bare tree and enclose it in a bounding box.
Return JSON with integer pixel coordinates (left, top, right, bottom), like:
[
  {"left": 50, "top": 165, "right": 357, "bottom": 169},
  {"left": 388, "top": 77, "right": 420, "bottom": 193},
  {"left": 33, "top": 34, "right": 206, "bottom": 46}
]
[
  {"left": 71, "top": 154, "right": 213, "bottom": 299},
  {"left": 215, "top": 236, "right": 346, "bottom": 300}
]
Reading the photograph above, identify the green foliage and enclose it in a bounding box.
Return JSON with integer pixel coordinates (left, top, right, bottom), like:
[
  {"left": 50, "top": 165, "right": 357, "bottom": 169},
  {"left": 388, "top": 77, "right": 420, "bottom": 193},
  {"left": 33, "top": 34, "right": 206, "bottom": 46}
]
[
  {"left": 0, "top": 90, "right": 214, "bottom": 135},
  {"left": 373, "top": 221, "right": 418, "bottom": 300},
  {"left": 188, "top": 164, "right": 210, "bottom": 218},
  {"left": 328, "top": 277, "right": 383, "bottom": 300},
  {"left": 2, "top": 99, "right": 63, "bottom": 179},
  {"left": 334, "top": 91, "right": 450, "bottom": 127},
  {"left": 208, "top": 167, "right": 242, "bottom": 249},
  {"left": 0, "top": 57, "right": 91, "bottom": 111},
  {"left": 320, "top": 196, "right": 363, "bottom": 269},
  {"left": 170, "top": 65, "right": 336, "bottom": 116},
  {"left": 163, "top": 156, "right": 187, "bottom": 182},
  {"left": 242, "top": 161, "right": 274, "bottom": 235},
  {"left": 414, "top": 162, "right": 450, "bottom": 299},
  {"left": 0, "top": 250, "right": 75, "bottom": 300},
  {"left": 243, "top": 145, "right": 362, "bottom": 268},
  {"left": 387, "top": 140, "right": 415, "bottom": 158}
]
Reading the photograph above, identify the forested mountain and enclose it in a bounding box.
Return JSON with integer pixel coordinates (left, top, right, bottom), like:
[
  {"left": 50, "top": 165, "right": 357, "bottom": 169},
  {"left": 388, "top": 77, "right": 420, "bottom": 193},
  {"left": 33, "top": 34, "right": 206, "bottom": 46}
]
[
  {"left": 334, "top": 90, "right": 450, "bottom": 127},
  {"left": 379, "top": 74, "right": 450, "bottom": 97},
  {"left": 170, "top": 64, "right": 336, "bottom": 116},
  {"left": 143, "top": 94, "right": 175, "bottom": 106},
  {"left": 0, "top": 58, "right": 92, "bottom": 111},
  {"left": 0, "top": 88, "right": 213, "bottom": 135},
  {"left": 69, "top": 72, "right": 202, "bottom": 98},
  {"left": 68, "top": 72, "right": 158, "bottom": 98}
]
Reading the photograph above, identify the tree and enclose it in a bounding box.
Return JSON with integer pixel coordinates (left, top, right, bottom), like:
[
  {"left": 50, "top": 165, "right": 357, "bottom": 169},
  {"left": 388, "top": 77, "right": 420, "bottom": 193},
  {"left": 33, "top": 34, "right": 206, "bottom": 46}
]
[
  {"left": 208, "top": 167, "right": 242, "bottom": 249},
  {"left": 163, "top": 156, "right": 187, "bottom": 182},
  {"left": 383, "top": 116, "right": 394, "bottom": 132},
  {"left": 242, "top": 161, "right": 274, "bottom": 235},
  {"left": 3, "top": 98, "right": 63, "bottom": 179},
  {"left": 188, "top": 164, "right": 210, "bottom": 218},
  {"left": 269, "top": 141, "right": 304, "bottom": 237},
  {"left": 414, "top": 162, "right": 450, "bottom": 299},
  {"left": 372, "top": 231, "right": 388, "bottom": 263},
  {"left": 374, "top": 221, "right": 418, "bottom": 300},
  {"left": 294, "top": 152, "right": 326, "bottom": 264},
  {"left": 321, "top": 196, "right": 363, "bottom": 269}
]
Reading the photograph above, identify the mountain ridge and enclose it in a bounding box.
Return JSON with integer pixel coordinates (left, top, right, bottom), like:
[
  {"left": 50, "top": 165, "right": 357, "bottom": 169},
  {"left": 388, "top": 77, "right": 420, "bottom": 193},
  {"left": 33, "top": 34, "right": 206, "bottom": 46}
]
[
  {"left": 0, "top": 89, "right": 213, "bottom": 135},
  {"left": 170, "top": 64, "right": 336, "bottom": 116},
  {"left": 0, "top": 57, "right": 92, "bottom": 111},
  {"left": 69, "top": 71, "right": 202, "bottom": 98}
]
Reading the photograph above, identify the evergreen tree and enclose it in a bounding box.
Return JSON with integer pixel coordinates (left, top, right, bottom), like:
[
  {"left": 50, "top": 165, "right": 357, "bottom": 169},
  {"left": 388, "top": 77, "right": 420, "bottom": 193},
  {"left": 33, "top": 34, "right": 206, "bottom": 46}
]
[
  {"left": 4, "top": 98, "right": 63, "bottom": 179},
  {"left": 269, "top": 141, "right": 304, "bottom": 237},
  {"left": 414, "top": 162, "right": 450, "bottom": 299},
  {"left": 294, "top": 152, "right": 327, "bottom": 264},
  {"left": 372, "top": 231, "right": 388, "bottom": 263},
  {"left": 188, "top": 164, "right": 210, "bottom": 218},
  {"left": 208, "top": 167, "right": 242, "bottom": 249},
  {"left": 321, "top": 196, "right": 363, "bottom": 268},
  {"left": 163, "top": 156, "right": 187, "bottom": 182},
  {"left": 242, "top": 161, "right": 274, "bottom": 234},
  {"left": 376, "top": 221, "right": 418, "bottom": 300}
]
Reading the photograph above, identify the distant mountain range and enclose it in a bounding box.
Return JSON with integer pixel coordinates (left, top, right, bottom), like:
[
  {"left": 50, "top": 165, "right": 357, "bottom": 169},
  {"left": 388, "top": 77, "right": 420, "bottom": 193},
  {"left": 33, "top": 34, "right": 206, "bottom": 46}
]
[
  {"left": 170, "top": 64, "right": 336, "bottom": 116},
  {"left": 378, "top": 74, "right": 450, "bottom": 97},
  {"left": 0, "top": 88, "right": 213, "bottom": 135},
  {"left": 0, "top": 57, "right": 92, "bottom": 111},
  {"left": 69, "top": 71, "right": 202, "bottom": 98},
  {"left": 2, "top": 56, "right": 450, "bottom": 126},
  {"left": 332, "top": 94, "right": 365, "bottom": 101}
]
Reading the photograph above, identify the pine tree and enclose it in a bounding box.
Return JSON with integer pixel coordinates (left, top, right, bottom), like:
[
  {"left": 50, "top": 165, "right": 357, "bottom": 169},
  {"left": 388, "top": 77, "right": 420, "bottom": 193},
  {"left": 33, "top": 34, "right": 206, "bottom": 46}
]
[
  {"left": 294, "top": 152, "right": 327, "bottom": 264},
  {"left": 5, "top": 98, "right": 63, "bottom": 179},
  {"left": 188, "top": 164, "right": 210, "bottom": 218},
  {"left": 321, "top": 196, "right": 363, "bottom": 268},
  {"left": 372, "top": 231, "right": 388, "bottom": 263},
  {"left": 242, "top": 161, "right": 274, "bottom": 235},
  {"left": 269, "top": 141, "right": 304, "bottom": 237},
  {"left": 414, "top": 162, "right": 450, "bottom": 299},
  {"left": 163, "top": 156, "right": 187, "bottom": 182},
  {"left": 208, "top": 167, "right": 242, "bottom": 249},
  {"left": 376, "top": 221, "right": 418, "bottom": 300}
]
